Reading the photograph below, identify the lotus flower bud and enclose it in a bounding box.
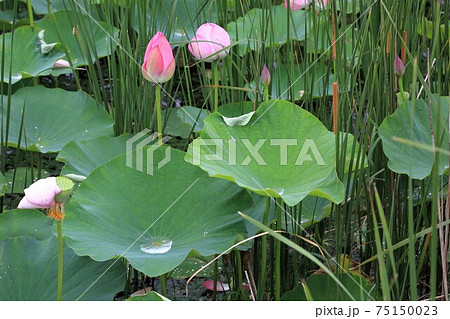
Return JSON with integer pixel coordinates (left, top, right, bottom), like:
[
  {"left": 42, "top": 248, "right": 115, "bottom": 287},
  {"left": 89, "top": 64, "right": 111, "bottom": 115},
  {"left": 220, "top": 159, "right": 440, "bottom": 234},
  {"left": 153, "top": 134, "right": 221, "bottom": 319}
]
[
  {"left": 394, "top": 56, "right": 405, "bottom": 77},
  {"left": 188, "top": 23, "right": 231, "bottom": 62},
  {"left": 142, "top": 32, "right": 176, "bottom": 84},
  {"left": 260, "top": 64, "right": 271, "bottom": 86}
]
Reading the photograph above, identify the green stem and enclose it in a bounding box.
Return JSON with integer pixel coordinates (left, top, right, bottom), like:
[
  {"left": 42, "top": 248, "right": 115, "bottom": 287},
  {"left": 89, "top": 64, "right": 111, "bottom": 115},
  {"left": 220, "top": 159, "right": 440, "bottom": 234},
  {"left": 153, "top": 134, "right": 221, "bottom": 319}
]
[
  {"left": 235, "top": 251, "right": 244, "bottom": 300},
  {"left": 257, "top": 197, "right": 271, "bottom": 300},
  {"left": 155, "top": 85, "right": 162, "bottom": 145},
  {"left": 275, "top": 197, "right": 282, "bottom": 301},
  {"left": 264, "top": 85, "right": 269, "bottom": 102},
  {"left": 398, "top": 77, "right": 407, "bottom": 103},
  {"left": 213, "top": 61, "right": 219, "bottom": 112},
  {"left": 407, "top": 177, "right": 418, "bottom": 300},
  {"left": 37, "top": 153, "right": 41, "bottom": 180},
  {"left": 27, "top": 0, "right": 34, "bottom": 26},
  {"left": 160, "top": 273, "right": 167, "bottom": 297},
  {"left": 212, "top": 254, "right": 218, "bottom": 301},
  {"left": 57, "top": 220, "right": 63, "bottom": 301}
]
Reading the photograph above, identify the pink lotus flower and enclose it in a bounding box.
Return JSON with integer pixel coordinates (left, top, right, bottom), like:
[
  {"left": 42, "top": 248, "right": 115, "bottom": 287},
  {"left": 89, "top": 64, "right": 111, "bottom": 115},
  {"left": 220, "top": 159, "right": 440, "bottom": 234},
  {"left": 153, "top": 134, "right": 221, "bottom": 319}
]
[
  {"left": 260, "top": 64, "right": 271, "bottom": 86},
  {"left": 53, "top": 59, "right": 71, "bottom": 68},
  {"left": 284, "top": 0, "right": 312, "bottom": 10},
  {"left": 18, "top": 177, "right": 62, "bottom": 209},
  {"left": 142, "top": 32, "right": 176, "bottom": 84},
  {"left": 188, "top": 23, "right": 231, "bottom": 62}
]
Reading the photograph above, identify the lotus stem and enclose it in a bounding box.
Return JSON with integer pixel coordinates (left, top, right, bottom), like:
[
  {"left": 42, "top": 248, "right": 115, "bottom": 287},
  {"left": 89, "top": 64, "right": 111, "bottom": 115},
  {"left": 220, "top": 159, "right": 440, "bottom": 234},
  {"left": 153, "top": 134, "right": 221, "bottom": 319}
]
[
  {"left": 155, "top": 85, "right": 162, "bottom": 145},
  {"left": 275, "top": 197, "right": 282, "bottom": 301},
  {"left": 212, "top": 254, "right": 218, "bottom": 301},
  {"left": 213, "top": 61, "right": 219, "bottom": 112},
  {"left": 257, "top": 197, "right": 270, "bottom": 300},
  {"left": 264, "top": 85, "right": 269, "bottom": 102},
  {"left": 27, "top": 0, "right": 34, "bottom": 27},
  {"left": 160, "top": 273, "right": 167, "bottom": 297},
  {"left": 57, "top": 220, "right": 63, "bottom": 301},
  {"left": 398, "top": 77, "right": 407, "bottom": 104}
]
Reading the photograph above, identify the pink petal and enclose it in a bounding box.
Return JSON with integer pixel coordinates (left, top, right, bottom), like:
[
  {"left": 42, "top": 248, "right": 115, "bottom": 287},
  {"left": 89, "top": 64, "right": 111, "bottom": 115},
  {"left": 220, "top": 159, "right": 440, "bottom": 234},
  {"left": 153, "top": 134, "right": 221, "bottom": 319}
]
[
  {"left": 142, "top": 46, "right": 164, "bottom": 83},
  {"left": 18, "top": 196, "right": 45, "bottom": 209},
  {"left": 53, "top": 59, "right": 71, "bottom": 68},
  {"left": 196, "top": 23, "right": 214, "bottom": 40},
  {"left": 21, "top": 177, "right": 61, "bottom": 209},
  {"left": 210, "top": 24, "right": 231, "bottom": 59},
  {"left": 202, "top": 280, "right": 230, "bottom": 292},
  {"left": 189, "top": 34, "right": 213, "bottom": 61},
  {"left": 160, "top": 58, "right": 176, "bottom": 83},
  {"left": 284, "top": 0, "right": 312, "bottom": 10}
]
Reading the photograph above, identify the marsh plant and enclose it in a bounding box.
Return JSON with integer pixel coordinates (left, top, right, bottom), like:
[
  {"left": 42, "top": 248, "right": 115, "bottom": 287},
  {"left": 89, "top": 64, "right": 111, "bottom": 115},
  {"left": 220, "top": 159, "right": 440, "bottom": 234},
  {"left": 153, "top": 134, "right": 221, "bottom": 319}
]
[{"left": 0, "top": 0, "right": 449, "bottom": 302}]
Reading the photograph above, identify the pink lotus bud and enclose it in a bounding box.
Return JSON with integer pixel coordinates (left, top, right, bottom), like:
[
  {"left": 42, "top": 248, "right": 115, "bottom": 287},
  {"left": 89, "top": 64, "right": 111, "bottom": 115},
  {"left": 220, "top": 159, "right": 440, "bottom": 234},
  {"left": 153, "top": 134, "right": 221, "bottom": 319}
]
[
  {"left": 284, "top": 0, "right": 313, "bottom": 10},
  {"left": 188, "top": 23, "right": 231, "bottom": 62},
  {"left": 53, "top": 59, "right": 71, "bottom": 68},
  {"left": 18, "top": 177, "right": 62, "bottom": 209},
  {"left": 394, "top": 55, "right": 405, "bottom": 77},
  {"left": 142, "top": 32, "right": 176, "bottom": 84},
  {"left": 260, "top": 64, "right": 271, "bottom": 86}
]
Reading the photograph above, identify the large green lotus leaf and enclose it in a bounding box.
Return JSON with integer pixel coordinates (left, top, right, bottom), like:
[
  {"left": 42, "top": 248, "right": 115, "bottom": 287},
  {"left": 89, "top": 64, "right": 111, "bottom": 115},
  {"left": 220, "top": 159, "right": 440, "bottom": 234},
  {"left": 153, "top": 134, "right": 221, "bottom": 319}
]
[
  {"left": 163, "top": 106, "right": 209, "bottom": 138},
  {"left": 219, "top": 101, "right": 255, "bottom": 118},
  {"left": 1, "top": 86, "right": 114, "bottom": 153},
  {"left": 0, "top": 26, "right": 65, "bottom": 84},
  {"left": 57, "top": 134, "right": 132, "bottom": 177},
  {"left": 227, "top": 4, "right": 318, "bottom": 56},
  {"left": 185, "top": 100, "right": 345, "bottom": 206},
  {"left": 27, "top": 0, "right": 101, "bottom": 14},
  {"left": 248, "top": 63, "right": 334, "bottom": 100},
  {"left": 378, "top": 96, "right": 449, "bottom": 180},
  {"left": 0, "top": 210, "right": 126, "bottom": 301},
  {"left": 35, "top": 10, "right": 119, "bottom": 66},
  {"left": 63, "top": 147, "right": 252, "bottom": 277},
  {"left": 176, "top": 106, "right": 210, "bottom": 134},
  {"left": 127, "top": 291, "right": 170, "bottom": 301},
  {"left": 130, "top": 0, "right": 216, "bottom": 45},
  {"left": 281, "top": 272, "right": 377, "bottom": 301}
]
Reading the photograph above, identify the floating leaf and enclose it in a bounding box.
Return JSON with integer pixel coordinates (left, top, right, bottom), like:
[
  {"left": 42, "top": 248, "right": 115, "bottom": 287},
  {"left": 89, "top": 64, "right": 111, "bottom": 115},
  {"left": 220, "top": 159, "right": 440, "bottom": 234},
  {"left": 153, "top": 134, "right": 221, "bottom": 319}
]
[
  {"left": 186, "top": 100, "right": 345, "bottom": 206},
  {"left": 57, "top": 134, "right": 132, "bottom": 177},
  {"left": 35, "top": 10, "right": 119, "bottom": 66},
  {"left": 163, "top": 107, "right": 209, "bottom": 138},
  {"left": 281, "top": 272, "right": 378, "bottom": 301},
  {"left": 127, "top": 291, "right": 170, "bottom": 301},
  {"left": 0, "top": 210, "right": 126, "bottom": 301},
  {"left": 378, "top": 96, "right": 449, "bottom": 179},
  {"left": 63, "top": 147, "right": 252, "bottom": 277},
  {"left": 0, "top": 26, "right": 65, "bottom": 83},
  {"left": 1, "top": 86, "right": 114, "bottom": 153}
]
